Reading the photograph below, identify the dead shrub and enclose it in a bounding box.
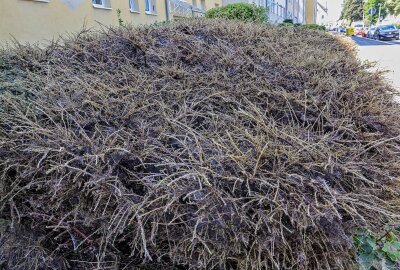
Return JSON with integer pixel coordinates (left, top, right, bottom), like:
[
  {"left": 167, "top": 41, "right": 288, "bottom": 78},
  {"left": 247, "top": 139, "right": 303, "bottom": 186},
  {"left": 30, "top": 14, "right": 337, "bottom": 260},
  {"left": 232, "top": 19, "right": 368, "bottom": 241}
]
[{"left": 1, "top": 19, "right": 400, "bottom": 269}]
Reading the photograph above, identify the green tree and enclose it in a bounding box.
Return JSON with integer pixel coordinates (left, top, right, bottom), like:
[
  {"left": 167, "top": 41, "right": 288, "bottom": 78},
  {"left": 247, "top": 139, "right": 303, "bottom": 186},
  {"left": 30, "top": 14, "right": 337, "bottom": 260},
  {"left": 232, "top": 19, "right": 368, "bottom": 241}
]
[
  {"left": 386, "top": 0, "right": 400, "bottom": 15},
  {"left": 205, "top": 3, "right": 267, "bottom": 23},
  {"left": 341, "top": 0, "right": 364, "bottom": 23},
  {"left": 364, "top": 0, "right": 388, "bottom": 24}
]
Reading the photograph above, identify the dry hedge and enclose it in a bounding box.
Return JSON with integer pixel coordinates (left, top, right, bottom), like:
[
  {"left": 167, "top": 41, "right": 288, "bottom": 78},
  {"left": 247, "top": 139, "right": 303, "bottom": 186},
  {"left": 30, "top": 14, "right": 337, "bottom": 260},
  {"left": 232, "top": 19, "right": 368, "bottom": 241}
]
[{"left": 1, "top": 19, "right": 400, "bottom": 270}]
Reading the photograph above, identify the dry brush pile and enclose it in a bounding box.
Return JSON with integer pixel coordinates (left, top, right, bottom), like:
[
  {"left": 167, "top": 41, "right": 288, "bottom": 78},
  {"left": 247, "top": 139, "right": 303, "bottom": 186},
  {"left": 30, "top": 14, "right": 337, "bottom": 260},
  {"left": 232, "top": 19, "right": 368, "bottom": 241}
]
[{"left": 1, "top": 19, "right": 400, "bottom": 269}]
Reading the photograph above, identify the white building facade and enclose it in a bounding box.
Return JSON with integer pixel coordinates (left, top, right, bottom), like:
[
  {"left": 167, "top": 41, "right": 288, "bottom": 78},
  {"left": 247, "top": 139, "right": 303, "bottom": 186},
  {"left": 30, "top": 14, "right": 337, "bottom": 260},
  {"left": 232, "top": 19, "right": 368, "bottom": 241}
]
[
  {"left": 315, "top": 1, "right": 328, "bottom": 26},
  {"left": 222, "top": 0, "right": 306, "bottom": 24}
]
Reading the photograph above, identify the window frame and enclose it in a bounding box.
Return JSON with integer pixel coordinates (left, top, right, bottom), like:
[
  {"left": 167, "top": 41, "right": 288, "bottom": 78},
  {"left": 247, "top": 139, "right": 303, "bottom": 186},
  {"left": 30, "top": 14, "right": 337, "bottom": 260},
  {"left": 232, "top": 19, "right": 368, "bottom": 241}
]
[
  {"left": 144, "top": 0, "right": 157, "bottom": 15},
  {"left": 92, "top": 0, "right": 112, "bottom": 10},
  {"left": 27, "top": 0, "right": 50, "bottom": 2},
  {"left": 129, "top": 0, "right": 140, "bottom": 13}
]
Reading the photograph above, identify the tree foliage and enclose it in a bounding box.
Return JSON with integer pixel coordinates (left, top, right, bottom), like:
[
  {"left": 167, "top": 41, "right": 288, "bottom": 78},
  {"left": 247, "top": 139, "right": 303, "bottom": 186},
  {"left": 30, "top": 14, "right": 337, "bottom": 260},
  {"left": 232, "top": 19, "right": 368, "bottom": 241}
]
[
  {"left": 341, "top": 0, "right": 397, "bottom": 24},
  {"left": 205, "top": 3, "right": 267, "bottom": 23},
  {"left": 341, "top": 0, "right": 364, "bottom": 23},
  {"left": 364, "top": 0, "right": 388, "bottom": 24},
  {"left": 386, "top": 0, "right": 400, "bottom": 15}
]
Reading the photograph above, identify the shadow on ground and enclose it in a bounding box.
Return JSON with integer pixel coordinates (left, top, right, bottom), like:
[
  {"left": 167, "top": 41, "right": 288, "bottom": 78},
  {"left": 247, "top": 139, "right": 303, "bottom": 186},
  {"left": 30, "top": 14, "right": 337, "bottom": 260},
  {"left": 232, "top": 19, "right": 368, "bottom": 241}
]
[{"left": 351, "top": 36, "right": 398, "bottom": 46}]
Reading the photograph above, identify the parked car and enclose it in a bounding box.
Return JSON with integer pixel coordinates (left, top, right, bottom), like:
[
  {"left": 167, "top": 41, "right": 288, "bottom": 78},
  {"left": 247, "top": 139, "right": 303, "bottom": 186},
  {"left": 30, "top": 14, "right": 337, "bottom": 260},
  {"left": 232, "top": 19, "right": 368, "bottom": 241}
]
[
  {"left": 352, "top": 23, "right": 366, "bottom": 36},
  {"left": 338, "top": 26, "right": 346, "bottom": 33},
  {"left": 367, "top": 26, "right": 377, "bottom": 38},
  {"left": 329, "top": 26, "right": 338, "bottom": 32},
  {"left": 361, "top": 27, "right": 368, "bottom": 37},
  {"left": 373, "top": 24, "right": 400, "bottom": 40}
]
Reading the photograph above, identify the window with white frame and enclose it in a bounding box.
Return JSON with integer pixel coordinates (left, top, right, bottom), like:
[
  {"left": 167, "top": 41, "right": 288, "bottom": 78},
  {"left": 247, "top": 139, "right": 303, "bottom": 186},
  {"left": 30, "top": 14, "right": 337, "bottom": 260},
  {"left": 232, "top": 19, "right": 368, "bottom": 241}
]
[
  {"left": 92, "top": 0, "right": 111, "bottom": 9},
  {"left": 144, "top": 0, "right": 156, "bottom": 14},
  {"left": 129, "top": 0, "right": 139, "bottom": 12}
]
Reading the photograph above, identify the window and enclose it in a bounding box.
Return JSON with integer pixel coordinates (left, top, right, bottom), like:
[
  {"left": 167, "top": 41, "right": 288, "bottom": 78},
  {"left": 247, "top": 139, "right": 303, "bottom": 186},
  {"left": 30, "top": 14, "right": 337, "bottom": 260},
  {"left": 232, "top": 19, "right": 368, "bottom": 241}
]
[
  {"left": 129, "top": 0, "right": 139, "bottom": 12},
  {"left": 381, "top": 25, "right": 396, "bottom": 30},
  {"left": 92, "top": 0, "right": 111, "bottom": 9},
  {"left": 144, "top": 0, "right": 156, "bottom": 14}
]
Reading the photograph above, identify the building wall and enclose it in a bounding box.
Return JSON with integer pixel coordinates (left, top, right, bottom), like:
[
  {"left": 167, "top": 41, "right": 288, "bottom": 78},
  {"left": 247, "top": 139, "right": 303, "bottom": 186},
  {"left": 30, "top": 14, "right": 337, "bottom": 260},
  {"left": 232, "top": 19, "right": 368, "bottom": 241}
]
[
  {"left": 222, "top": 0, "right": 247, "bottom": 5},
  {"left": 316, "top": 4, "right": 328, "bottom": 25},
  {"left": 298, "top": 0, "right": 305, "bottom": 23},
  {"left": 0, "top": 0, "right": 222, "bottom": 44},
  {"left": 266, "top": 0, "right": 286, "bottom": 24},
  {"left": 286, "top": 0, "right": 304, "bottom": 23},
  {"left": 305, "top": 0, "right": 317, "bottom": 24}
]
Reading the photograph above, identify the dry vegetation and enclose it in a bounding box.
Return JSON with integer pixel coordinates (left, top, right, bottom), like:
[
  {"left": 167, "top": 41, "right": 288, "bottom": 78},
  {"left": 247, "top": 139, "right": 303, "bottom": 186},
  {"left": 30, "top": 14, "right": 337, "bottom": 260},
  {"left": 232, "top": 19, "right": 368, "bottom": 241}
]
[{"left": 1, "top": 19, "right": 400, "bottom": 269}]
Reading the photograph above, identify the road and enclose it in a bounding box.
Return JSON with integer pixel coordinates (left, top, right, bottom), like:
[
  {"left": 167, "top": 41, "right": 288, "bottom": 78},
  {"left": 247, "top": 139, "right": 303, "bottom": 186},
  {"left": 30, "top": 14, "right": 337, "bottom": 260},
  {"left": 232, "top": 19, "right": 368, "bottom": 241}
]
[{"left": 351, "top": 36, "right": 400, "bottom": 91}]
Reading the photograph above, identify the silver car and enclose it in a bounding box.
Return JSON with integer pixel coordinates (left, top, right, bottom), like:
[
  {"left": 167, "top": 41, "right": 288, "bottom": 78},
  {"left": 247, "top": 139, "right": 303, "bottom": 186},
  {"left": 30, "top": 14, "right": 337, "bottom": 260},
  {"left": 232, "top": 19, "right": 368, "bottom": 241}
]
[{"left": 367, "top": 26, "right": 376, "bottom": 39}]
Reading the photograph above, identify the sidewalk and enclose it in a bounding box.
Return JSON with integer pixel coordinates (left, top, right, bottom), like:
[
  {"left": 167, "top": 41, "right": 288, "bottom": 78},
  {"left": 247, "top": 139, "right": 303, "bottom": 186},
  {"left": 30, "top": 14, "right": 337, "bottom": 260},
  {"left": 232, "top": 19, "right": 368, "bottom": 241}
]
[{"left": 352, "top": 37, "right": 400, "bottom": 91}]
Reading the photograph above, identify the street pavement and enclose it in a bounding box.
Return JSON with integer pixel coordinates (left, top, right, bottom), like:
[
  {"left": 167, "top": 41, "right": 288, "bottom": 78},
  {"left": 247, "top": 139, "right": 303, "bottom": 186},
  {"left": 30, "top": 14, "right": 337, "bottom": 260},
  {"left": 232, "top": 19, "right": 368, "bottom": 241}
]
[{"left": 351, "top": 36, "right": 400, "bottom": 92}]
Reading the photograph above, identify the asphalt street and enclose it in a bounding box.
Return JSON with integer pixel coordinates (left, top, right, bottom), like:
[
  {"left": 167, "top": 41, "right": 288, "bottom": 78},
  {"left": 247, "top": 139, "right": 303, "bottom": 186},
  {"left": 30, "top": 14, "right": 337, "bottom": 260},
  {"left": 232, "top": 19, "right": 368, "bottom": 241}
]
[{"left": 351, "top": 36, "right": 400, "bottom": 91}]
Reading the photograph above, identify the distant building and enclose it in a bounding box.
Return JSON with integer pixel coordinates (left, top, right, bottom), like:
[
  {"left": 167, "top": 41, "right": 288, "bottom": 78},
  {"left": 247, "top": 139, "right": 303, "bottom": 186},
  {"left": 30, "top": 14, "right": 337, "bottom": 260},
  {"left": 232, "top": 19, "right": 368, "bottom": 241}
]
[
  {"left": 223, "top": 0, "right": 318, "bottom": 25},
  {"left": 285, "top": 0, "right": 305, "bottom": 24},
  {"left": 0, "top": 0, "right": 222, "bottom": 44},
  {"left": 316, "top": 1, "right": 328, "bottom": 25},
  {"left": 0, "top": 0, "right": 322, "bottom": 44},
  {"left": 266, "top": 0, "right": 288, "bottom": 23}
]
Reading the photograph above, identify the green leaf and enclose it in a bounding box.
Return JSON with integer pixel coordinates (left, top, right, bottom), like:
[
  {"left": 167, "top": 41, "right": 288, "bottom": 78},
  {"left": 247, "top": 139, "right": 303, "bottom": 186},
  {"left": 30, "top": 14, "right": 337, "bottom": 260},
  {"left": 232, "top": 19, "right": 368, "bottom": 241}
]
[
  {"left": 358, "top": 252, "right": 377, "bottom": 270},
  {"left": 355, "top": 233, "right": 377, "bottom": 253},
  {"left": 378, "top": 257, "right": 398, "bottom": 270},
  {"left": 382, "top": 241, "right": 400, "bottom": 262}
]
